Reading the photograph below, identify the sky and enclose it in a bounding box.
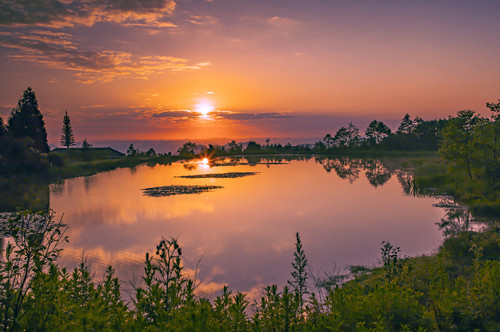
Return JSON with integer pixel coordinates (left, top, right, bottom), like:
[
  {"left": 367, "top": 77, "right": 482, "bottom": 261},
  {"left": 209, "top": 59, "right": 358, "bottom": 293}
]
[{"left": 1, "top": 0, "right": 500, "bottom": 146}]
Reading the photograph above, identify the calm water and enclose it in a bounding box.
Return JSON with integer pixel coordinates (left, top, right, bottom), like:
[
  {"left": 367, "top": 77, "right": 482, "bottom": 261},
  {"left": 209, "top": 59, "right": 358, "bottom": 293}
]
[{"left": 49, "top": 157, "right": 445, "bottom": 298}]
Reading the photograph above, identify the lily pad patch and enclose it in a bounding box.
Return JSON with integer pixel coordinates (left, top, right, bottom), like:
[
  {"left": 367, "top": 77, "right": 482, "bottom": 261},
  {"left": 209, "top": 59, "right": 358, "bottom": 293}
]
[
  {"left": 176, "top": 172, "right": 258, "bottom": 179},
  {"left": 142, "top": 185, "right": 223, "bottom": 197}
]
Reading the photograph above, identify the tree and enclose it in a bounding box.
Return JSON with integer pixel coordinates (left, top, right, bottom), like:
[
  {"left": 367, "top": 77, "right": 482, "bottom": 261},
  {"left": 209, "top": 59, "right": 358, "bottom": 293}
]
[
  {"left": 127, "top": 144, "right": 137, "bottom": 156},
  {"left": 365, "top": 120, "right": 391, "bottom": 145},
  {"left": 82, "top": 138, "right": 92, "bottom": 149},
  {"left": 177, "top": 142, "right": 197, "bottom": 156},
  {"left": 227, "top": 140, "right": 243, "bottom": 154},
  {"left": 8, "top": 87, "right": 49, "bottom": 152},
  {"left": 486, "top": 100, "right": 500, "bottom": 190},
  {"left": 0, "top": 117, "right": 5, "bottom": 137},
  {"left": 396, "top": 113, "right": 415, "bottom": 135},
  {"left": 244, "top": 141, "right": 261, "bottom": 153},
  {"left": 322, "top": 134, "right": 334, "bottom": 149},
  {"left": 440, "top": 110, "right": 479, "bottom": 180},
  {"left": 60, "top": 111, "right": 75, "bottom": 149},
  {"left": 333, "top": 122, "right": 360, "bottom": 148}
]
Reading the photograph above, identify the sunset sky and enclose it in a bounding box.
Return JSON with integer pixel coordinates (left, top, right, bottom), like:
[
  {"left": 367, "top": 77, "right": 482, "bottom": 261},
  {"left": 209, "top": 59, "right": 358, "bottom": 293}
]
[{"left": 1, "top": 0, "right": 500, "bottom": 146}]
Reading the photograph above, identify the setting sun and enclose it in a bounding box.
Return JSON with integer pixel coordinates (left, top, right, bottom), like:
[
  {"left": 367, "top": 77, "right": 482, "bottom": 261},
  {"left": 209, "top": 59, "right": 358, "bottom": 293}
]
[{"left": 195, "top": 101, "right": 214, "bottom": 116}]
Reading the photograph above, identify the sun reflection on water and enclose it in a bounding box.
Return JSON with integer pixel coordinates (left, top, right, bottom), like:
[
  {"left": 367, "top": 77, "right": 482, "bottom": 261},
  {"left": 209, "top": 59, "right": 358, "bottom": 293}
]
[{"left": 199, "top": 157, "right": 210, "bottom": 170}]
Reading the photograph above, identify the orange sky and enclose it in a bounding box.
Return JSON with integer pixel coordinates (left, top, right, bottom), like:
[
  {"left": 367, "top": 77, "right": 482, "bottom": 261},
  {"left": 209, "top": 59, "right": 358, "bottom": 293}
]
[{"left": 1, "top": 0, "right": 500, "bottom": 145}]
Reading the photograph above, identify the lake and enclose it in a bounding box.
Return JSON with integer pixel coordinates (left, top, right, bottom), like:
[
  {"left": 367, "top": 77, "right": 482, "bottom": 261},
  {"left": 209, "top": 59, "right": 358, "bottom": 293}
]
[{"left": 49, "top": 156, "right": 445, "bottom": 299}]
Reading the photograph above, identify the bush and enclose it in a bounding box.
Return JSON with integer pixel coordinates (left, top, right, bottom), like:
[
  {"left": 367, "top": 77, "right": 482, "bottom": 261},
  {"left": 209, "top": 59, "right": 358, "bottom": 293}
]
[{"left": 46, "top": 153, "right": 64, "bottom": 167}]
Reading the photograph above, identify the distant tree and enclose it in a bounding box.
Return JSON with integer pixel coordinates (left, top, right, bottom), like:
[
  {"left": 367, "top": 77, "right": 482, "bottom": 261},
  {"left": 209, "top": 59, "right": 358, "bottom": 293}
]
[
  {"left": 365, "top": 120, "right": 391, "bottom": 145},
  {"left": 313, "top": 140, "right": 326, "bottom": 152},
  {"left": 412, "top": 118, "right": 447, "bottom": 150},
  {"left": 7, "top": 87, "right": 49, "bottom": 152},
  {"left": 177, "top": 142, "right": 197, "bottom": 156},
  {"left": 244, "top": 141, "right": 261, "bottom": 153},
  {"left": 227, "top": 140, "right": 243, "bottom": 154},
  {"left": 396, "top": 113, "right": 415, "bottom": 135},
  {"left": 60, "top": 111, "right": 75, "bottom": 149},
  {"left": 322, "top": 134, "right": 334, "bottom": 149},
  {"left": 207, "top": 144, "right": 225, "bottom": 155},
  {"left": 127, "top": 143, "right": 137, "bottom": 156},
  {"left": 82, "top": 138, "right": 92, "bottom": 149},
  {"left": 146, "top": 148, "right": 157, "bottom": 156},
  {"left": 333, "top": 122, "right": 360, "bottom": 148}
]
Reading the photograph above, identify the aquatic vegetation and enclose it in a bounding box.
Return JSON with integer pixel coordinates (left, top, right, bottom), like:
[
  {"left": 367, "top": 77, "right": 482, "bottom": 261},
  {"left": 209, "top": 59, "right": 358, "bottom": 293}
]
[
  {"left": 142, "top": 185, "right": 223, "bottom": 197},
  {"left": 177, "top": 172, "right": 259, "bottom": 179},
  {"left": 211, "top": 161, "right": 289, "bottom": 167}
]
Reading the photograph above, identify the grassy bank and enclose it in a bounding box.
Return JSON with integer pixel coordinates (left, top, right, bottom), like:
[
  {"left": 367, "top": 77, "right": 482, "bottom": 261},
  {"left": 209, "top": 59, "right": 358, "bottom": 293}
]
[
  {"left": 47, "top": 149, "right": 185, "bottom": 182},
  {"left": 413, "top": 157, "right": 500, "bottom": 218},
  {"left": 48, "top": 154, "right": 184, "bottom": 181}
]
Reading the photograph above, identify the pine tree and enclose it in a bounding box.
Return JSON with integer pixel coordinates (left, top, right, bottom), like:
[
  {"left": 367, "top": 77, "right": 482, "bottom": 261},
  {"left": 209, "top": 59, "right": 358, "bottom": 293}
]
[
  {"left": 397, "top": 113, "right": 415, "bottom": 135},
  {"left": 8, "top": 87, "right": 49, "bottom": 152},
  {"left": 60, "top": 111, "right": 75, "bottom": 148}
]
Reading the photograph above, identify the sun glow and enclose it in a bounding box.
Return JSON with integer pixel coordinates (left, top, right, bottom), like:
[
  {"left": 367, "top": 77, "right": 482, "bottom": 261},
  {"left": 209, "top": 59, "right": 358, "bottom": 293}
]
[{"left": 195, "top": 101, "right": 215, "bottom": 119}]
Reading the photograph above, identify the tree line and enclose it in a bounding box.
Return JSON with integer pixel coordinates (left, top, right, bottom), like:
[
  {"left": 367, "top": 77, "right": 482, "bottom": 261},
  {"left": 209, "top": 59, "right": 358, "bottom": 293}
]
[{"left": 176, "top": 114, "right": 448, "bottom": 157}]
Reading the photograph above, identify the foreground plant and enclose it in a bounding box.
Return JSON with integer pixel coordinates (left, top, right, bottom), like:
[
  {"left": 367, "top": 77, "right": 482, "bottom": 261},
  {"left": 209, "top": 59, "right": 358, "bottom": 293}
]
[
  {"left": 0, "top": 210, "right": 497, "bottom": 330},
  {"left": 0, "top": 209, "right": 67, "bottom": 330}
]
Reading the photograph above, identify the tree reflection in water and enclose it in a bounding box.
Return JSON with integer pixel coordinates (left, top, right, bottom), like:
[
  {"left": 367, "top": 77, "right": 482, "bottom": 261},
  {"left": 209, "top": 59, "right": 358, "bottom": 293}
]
[
  {"left": 364, "top": 160, "right": 391, "bottom": 187},
  {"left": 436, "top": 205, "right": 475, "bottom": 237},
  {"left": 315, "top": 157, "right": 361, "bottom": 184},
  {"left": 315, "top": 157, "right": 392, "bottom": 187}
]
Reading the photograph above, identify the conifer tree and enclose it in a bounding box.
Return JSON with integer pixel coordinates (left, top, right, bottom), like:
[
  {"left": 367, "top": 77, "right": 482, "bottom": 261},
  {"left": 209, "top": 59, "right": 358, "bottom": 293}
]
[
  {"left": 8, "top": 87, "right": 49, "bottom": 152},
  {"left": 397, "top": 113, "right": 415, "bottom": 135},
  {"left": 60, "top": 111, "right": 75, "bottom": 148}
]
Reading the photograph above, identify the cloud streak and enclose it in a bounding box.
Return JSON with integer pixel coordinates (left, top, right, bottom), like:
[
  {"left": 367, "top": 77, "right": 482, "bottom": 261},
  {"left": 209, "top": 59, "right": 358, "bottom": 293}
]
[
  {"left": 0, "top": 30, "right": 205, "bottom": 83},
  {"left": 214, "top": 111, "right": 293, "bottom": 121},
  {"left": 0, "top": 0, "right": 176, "bottom": 29},
  {"left": 152, "top": 110, "right": 197, "bottom": 119}
]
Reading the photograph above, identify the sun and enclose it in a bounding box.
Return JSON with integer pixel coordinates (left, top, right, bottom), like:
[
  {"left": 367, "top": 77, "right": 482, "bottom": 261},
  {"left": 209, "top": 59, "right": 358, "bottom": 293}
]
[{"left": 195, "top": 101, "right": 214, "bottom": 118}]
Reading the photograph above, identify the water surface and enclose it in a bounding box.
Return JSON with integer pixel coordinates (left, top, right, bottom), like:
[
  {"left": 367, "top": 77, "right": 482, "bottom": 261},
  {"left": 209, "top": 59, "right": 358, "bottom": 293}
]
[{"left": 50, "top": 157, "right": 445, "bottom": 297}]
